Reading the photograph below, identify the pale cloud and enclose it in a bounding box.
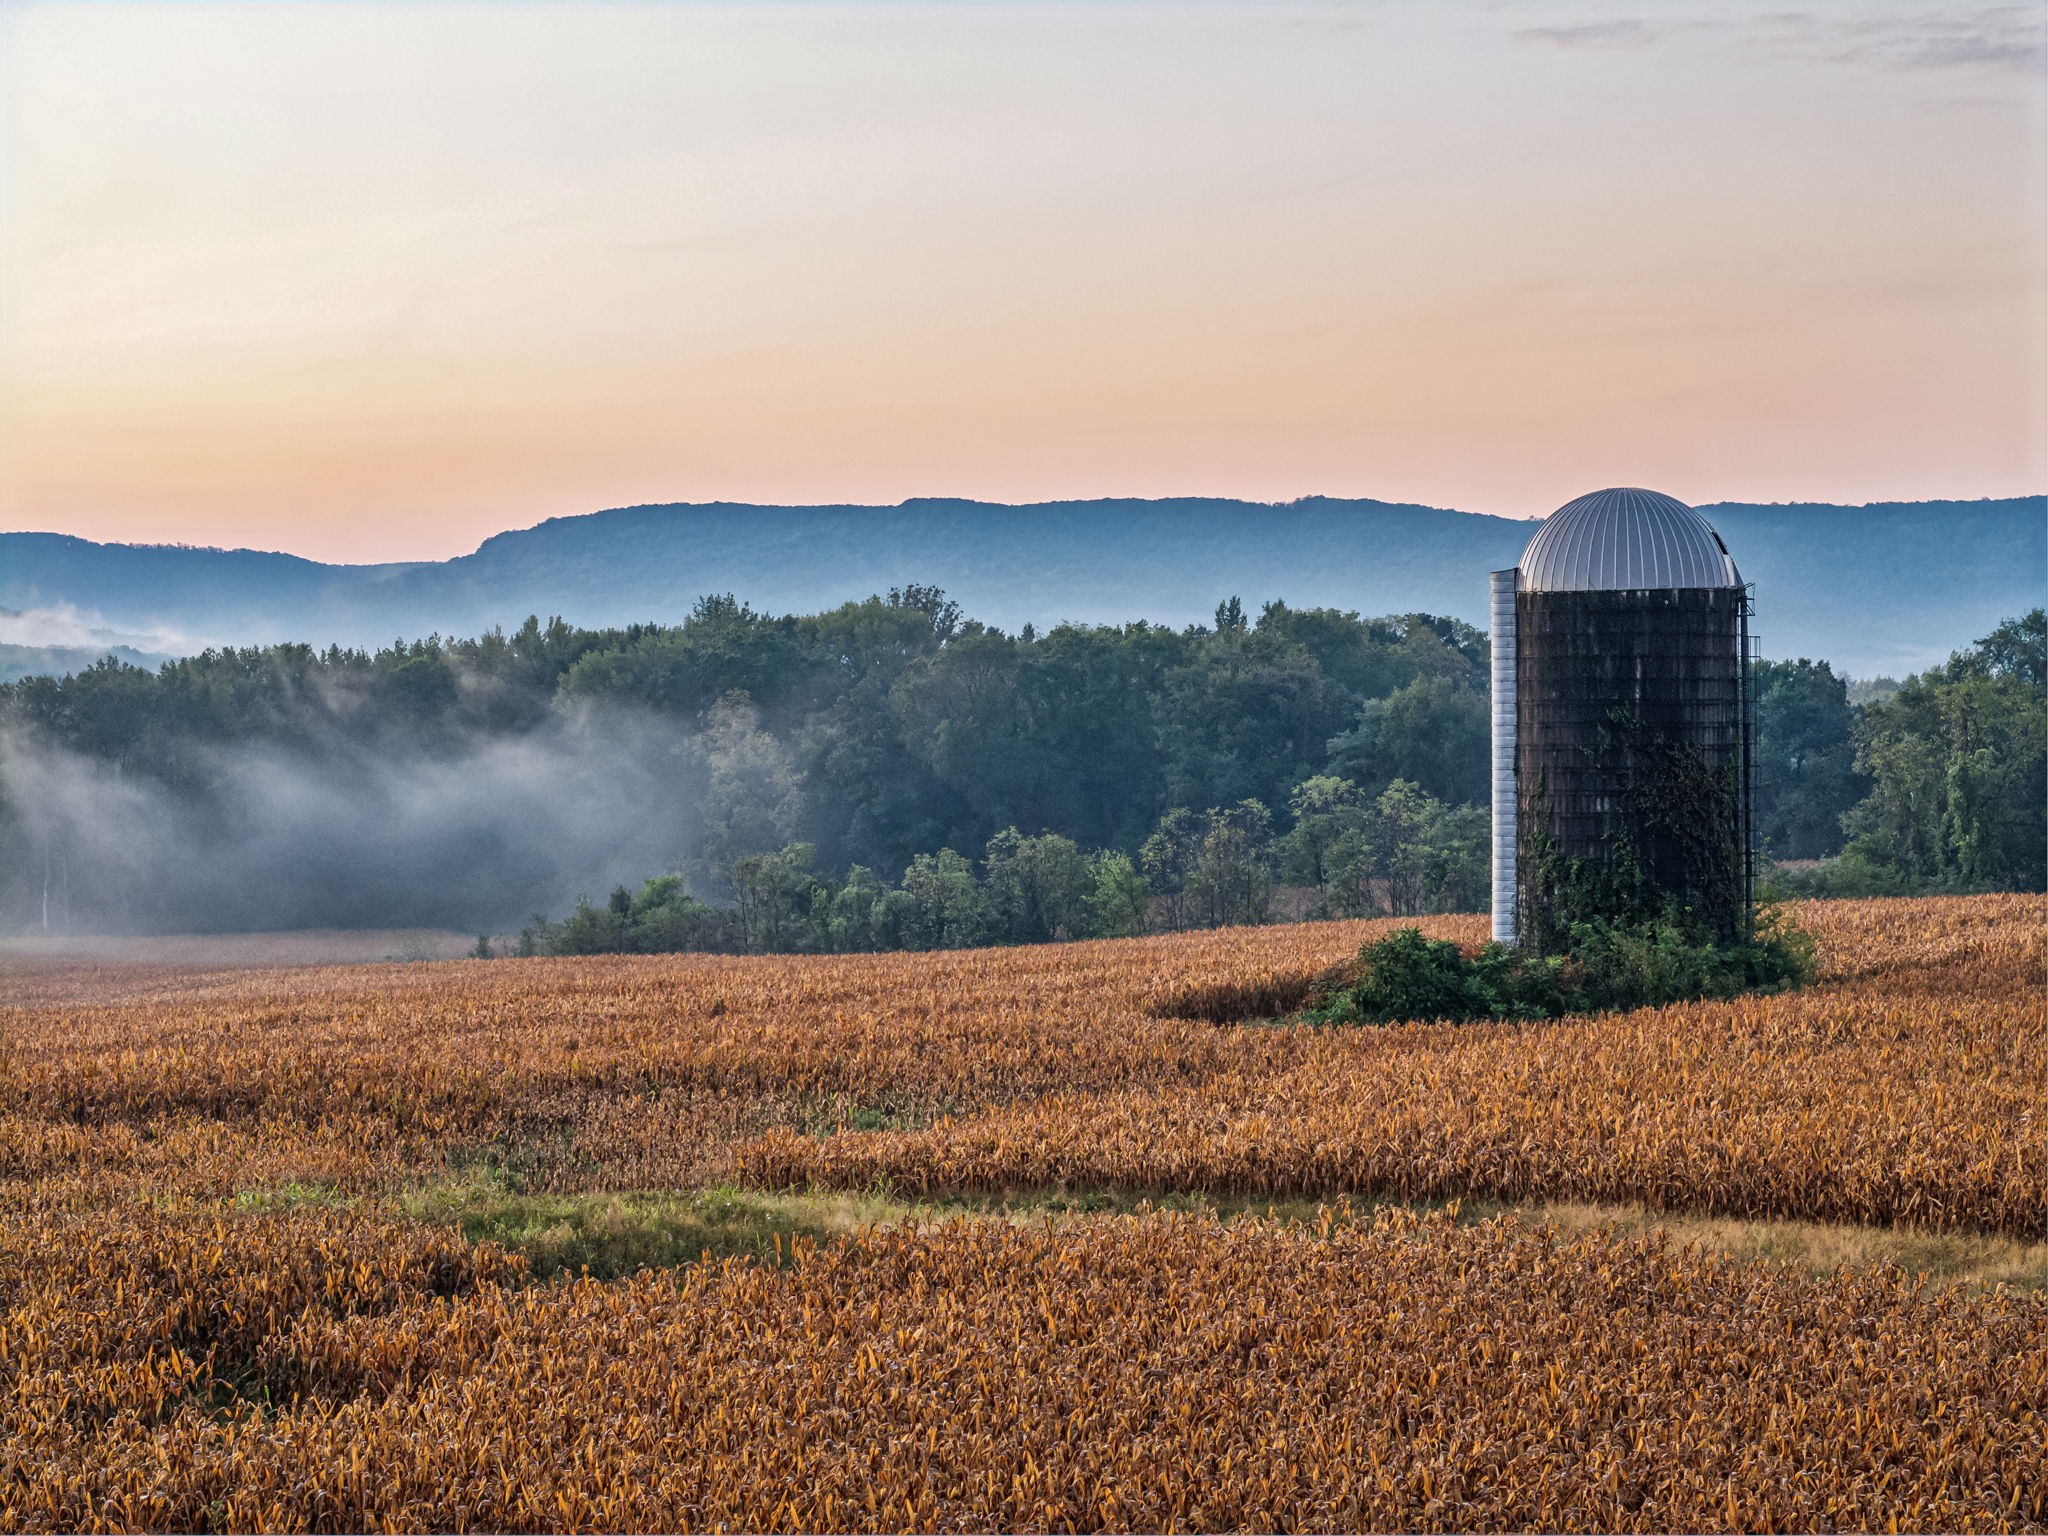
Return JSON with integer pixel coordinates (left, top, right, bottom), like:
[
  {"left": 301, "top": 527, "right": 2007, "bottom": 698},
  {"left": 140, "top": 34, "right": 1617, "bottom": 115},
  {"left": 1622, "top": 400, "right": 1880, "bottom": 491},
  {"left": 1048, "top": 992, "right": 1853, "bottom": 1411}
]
[
  {"left": 1516, "top": 5, "right": 2045, "bottom": 75},
  {"left": 1751, "top": 7, "right": 2045, "bottom": 74},
  {"left": 1514, "top": 20, "right": 1677, "bottom": 50}
]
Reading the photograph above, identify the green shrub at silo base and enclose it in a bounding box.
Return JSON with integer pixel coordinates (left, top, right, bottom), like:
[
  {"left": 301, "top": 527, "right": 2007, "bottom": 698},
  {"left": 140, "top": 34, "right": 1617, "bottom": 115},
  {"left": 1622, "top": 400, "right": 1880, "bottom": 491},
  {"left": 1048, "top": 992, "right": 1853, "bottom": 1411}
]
[
  {"left": 1301, "top": 902, "right": 1816, "bottom": 1027},
  {"left": 1298, "top": 928, "right": 1505, "bottom": 1025},
  {"left": 1559, "top": 900, "right": 1815, "bottom": 1013}
]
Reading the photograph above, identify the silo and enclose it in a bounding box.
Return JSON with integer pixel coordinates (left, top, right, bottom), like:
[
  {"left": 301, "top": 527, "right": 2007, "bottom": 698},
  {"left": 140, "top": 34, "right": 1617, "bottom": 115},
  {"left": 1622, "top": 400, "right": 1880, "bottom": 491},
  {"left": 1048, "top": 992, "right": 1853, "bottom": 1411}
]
[{"left": 1489, "top": 488, "right": 1752, "bottom": 953}]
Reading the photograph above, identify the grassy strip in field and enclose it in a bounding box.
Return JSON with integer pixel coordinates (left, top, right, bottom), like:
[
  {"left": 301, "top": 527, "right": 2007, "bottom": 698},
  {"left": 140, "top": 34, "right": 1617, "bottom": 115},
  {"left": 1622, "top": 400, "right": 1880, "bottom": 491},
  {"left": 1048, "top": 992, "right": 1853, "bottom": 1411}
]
[
  {"left": 1491, "top": 1199, "right": 2048, "bottom": 1292},
  {"left": 327, "top": 1174, "right": 2048, "bottom": 1290},
  {"left": 396, "top": 1179, "right": 903, "bottom": 1276}
]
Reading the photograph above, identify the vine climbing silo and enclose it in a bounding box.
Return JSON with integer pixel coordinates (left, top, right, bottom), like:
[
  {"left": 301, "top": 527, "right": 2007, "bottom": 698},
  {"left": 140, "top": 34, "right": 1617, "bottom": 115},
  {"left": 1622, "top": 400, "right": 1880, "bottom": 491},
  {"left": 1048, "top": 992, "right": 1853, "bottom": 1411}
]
[{"left": 1490, "top": 488, "right": 1752, "bottom": 952}]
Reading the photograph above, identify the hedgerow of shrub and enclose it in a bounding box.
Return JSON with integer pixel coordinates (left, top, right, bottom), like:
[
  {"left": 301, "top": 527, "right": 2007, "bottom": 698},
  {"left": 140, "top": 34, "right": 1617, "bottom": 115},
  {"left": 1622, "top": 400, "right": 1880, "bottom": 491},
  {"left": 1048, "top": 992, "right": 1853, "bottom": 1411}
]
[{"left": 1301, "top": 904, "right": 1816, "bottom": 1026}]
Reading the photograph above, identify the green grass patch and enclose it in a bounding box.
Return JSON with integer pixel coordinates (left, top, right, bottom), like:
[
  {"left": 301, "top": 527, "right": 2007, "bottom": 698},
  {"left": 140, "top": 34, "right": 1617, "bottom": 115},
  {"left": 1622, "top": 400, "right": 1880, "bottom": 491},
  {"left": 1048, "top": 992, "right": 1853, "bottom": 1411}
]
[
  {"left": 397, "top": 1169, "right": 2045, "bottom": 1295},
  {"left": 401, "top": 1179, "right": 903, "bottom": 1279},
  {"left": 229, "top": 1181, "right": 357, "bottom": 1213},
  {"left": 766, "top": 1094, "right": 962, "bottom": 1138}
]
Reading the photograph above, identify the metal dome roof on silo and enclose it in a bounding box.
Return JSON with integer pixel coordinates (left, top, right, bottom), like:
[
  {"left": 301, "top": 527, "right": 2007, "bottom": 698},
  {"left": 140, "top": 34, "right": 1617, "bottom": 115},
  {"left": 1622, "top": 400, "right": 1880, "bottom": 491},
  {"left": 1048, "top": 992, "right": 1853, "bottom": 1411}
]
[{"left": 1518, "top": 487, "right": 1742, "bottom": 592}]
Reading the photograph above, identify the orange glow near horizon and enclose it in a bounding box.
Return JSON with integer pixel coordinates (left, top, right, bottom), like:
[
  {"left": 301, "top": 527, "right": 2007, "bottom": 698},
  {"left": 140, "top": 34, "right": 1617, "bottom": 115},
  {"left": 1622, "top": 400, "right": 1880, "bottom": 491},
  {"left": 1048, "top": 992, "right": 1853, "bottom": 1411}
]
[{"left": 2, "top": 3, "right": 2042, "bottom": 564}]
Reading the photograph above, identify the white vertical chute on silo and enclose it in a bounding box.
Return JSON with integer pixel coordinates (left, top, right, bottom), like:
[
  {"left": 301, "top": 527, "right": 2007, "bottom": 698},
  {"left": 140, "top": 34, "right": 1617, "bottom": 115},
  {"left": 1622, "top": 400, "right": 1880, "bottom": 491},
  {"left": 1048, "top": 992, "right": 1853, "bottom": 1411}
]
[{"left": 1489, "top": 568, "right": 1518, "bottom": 944}]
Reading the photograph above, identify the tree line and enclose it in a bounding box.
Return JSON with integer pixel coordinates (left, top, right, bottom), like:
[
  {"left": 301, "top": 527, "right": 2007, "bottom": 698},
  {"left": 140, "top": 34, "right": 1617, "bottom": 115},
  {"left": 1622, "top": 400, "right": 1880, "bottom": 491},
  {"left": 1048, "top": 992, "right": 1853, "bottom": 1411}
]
[
  {"left": 1, "top": 588, "right": 2039, "bottom": 941},
  {"left": 510, "top": 778, "right": 1487, "bottom": 957},
  {"left": 1762, "top": 610, "right": 2044, "bottom": 896}
]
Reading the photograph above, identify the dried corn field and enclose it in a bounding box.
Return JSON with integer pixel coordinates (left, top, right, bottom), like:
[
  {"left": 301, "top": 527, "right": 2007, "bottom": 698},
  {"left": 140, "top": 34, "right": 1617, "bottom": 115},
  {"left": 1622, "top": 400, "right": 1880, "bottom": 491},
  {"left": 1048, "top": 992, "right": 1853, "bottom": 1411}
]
[
  {"left": 7, "top": 895, "right": 2039, "bottom": 1228},
  {"left": 3, "top": 895, "right": 2045, "bottom": 1531}
]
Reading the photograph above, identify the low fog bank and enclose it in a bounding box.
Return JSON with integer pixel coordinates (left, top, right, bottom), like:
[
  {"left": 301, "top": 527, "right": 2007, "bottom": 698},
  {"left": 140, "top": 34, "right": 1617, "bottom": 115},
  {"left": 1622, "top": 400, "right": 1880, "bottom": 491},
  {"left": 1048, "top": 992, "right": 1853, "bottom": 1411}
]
[
  {"left": 1, "top": 712, "right": 702, "bottom": 935},
  {"left": 0, "top": 601, "right": 196, "bottom": 655},
  {"left": 0, "top": 929, "right": 476, "bottom": 966},
  {"left": 0, "top": 603, "right": 188, "bottom": 686}
]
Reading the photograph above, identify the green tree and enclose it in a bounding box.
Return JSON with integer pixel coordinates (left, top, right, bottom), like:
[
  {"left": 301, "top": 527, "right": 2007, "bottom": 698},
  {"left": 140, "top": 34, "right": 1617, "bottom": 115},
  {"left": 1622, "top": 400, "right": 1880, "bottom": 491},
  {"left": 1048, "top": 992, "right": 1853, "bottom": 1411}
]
[
  {"left": 1322, "top": 779, "right": 1475, "bottom": 917},
  {"left": 1326, "top": 674, "right": 1488, "bottom": 806},
  {"left": 730, "top": 843, "right": 823, "bottom": 952},
  {"left": 1836, "top": 611, "right": 2046, "bottom": 892},
  {"left": 1421, "top": 802, "right": 1490, "bottom": 914},
  {"left": 1278, "top": 774, "right": 1364, "bottom": 915},
  {"left": 606, "top": 885, "right": 634, "bottom": 948},
  {"left": 822, "top": 864, "right": 891, "bottom": 952},
  {"left": 1973, "top": 609, "right": 2046, "bottom": 687},
  {"left": 693, "top": 692, "right": 805, "bottom": 877},
  {"left": 627, "top": 874, "right": 738, "bottom": 953},
  {"left": 556, "top": 594, "right": 807, "bottom": 716},
  {"left": 1323, "top": 822, "right": 1379, "bottom": 918},
  {"left": 797, "top": 668, "right": 953, "bottom": 877},
  {"left": 1019, "top": 623, "right": 1180, "bottom": 850},
  {"left": 891, "top": 633, "right": 1049, "bottom": 839},
  {"left": 1158, "top": 637, "right": 1338, "bottom": 814},
  {"left": 894, "top": 848, "right": 984, "bottom": 950},
  {"left": 552, "top": 895, "right": 625, "bottom": 954},
  {"left": 983, "top": 828, "right": 1090, "bottom": 944},
  {"left": 1260, "top": 604, "right": 1486, "bottom": 711},
  {"left": 1084, "top": 850, "right": 1151, "bottom": 938},
  {"left": 1751, "top": 658, "right": 1865, "bottom": 859},
  {"left": 1139, "top": 807, "right": 1205, "bottom": 932},
  {"left": 1187, "top": 800, "right": 1275, "bottom": 928},
  {"left": 1366, "top": 779, "right": 1437, "bottom": 916}
]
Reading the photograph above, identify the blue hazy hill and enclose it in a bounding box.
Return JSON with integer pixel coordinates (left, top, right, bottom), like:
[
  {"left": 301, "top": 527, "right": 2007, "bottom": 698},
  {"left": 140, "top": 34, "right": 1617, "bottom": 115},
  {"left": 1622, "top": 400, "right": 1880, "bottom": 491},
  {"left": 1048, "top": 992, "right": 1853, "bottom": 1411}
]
[{"left": 2, "top": 494, "right": 2039, "bottom": 676}]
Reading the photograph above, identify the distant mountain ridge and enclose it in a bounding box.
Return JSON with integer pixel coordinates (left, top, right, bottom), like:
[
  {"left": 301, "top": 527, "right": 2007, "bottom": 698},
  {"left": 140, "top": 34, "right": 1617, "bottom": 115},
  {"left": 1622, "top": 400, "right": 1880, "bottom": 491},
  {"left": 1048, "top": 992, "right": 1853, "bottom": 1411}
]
[{"left": 3, "top": 494, "right": 2041, "bottom": 676}]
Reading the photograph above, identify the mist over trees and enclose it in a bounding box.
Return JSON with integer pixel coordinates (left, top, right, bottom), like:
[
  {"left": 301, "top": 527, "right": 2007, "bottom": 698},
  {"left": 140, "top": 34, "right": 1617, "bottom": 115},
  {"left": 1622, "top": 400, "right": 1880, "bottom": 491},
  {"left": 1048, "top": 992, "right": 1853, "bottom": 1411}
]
[
  {"left": 1, "top": 591, "right": 2039, "bottom": 945},
  {"left": 0, "top": 591, "right": 1490, "bottom": 934}
]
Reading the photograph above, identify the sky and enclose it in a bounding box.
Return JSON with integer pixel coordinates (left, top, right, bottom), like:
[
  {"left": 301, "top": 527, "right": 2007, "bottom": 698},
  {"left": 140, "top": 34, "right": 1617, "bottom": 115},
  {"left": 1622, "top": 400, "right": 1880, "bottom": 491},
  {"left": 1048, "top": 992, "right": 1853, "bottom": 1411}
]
[{"left": 1, "top": 2, "right": 2042, "bottom": 564}]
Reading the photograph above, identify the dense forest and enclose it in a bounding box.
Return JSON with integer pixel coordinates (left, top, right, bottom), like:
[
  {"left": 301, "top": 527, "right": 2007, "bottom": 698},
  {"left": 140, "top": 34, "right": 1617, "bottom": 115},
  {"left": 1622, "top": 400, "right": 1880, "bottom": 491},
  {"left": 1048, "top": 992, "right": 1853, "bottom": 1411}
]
[{"left": 2, "top": 590, "right": 2040, "bottom": 946}]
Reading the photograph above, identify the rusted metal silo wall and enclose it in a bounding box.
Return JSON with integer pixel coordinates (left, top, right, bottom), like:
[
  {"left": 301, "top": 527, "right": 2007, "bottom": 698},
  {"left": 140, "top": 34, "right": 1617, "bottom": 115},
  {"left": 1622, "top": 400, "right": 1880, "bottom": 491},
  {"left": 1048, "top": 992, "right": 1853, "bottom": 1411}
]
[{"left": 1514, "top": 585, "right": 1747, "bottom": 949}]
